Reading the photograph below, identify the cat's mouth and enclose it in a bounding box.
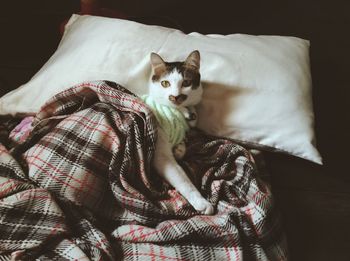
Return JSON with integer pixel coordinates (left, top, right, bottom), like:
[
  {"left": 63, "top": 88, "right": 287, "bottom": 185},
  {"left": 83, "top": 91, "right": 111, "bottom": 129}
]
[{"left": 168, "top": 94, "right": 188, "bottom": 105}]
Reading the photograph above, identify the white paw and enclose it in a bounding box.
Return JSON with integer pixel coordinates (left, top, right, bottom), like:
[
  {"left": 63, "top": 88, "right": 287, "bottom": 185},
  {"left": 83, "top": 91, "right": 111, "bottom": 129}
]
[
  {"left": 189, "top": 193, "right": 214, "bottom": 215},
  {"left": 178, "top": 107, "right": 190, "bottom": 118},
  {"left": 173, "top": 142, "right": 186, "bottom": 160}
]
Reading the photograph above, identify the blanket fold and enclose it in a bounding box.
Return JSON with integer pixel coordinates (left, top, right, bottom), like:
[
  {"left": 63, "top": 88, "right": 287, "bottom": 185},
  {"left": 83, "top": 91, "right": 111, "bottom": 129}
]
[{"left": 0, "top": 81, "right": 287, "bottom": 261}]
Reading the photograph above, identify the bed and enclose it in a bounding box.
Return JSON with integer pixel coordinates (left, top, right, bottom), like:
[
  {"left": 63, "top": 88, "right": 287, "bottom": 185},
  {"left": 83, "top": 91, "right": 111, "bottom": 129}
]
[{"left": 0, "top": 0, "right": 349, "bottom": 260}]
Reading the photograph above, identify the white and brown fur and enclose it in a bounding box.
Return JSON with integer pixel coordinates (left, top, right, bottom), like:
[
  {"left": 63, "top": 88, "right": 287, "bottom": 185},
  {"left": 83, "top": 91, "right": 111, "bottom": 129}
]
[{"left": 149, "top": 50, "right": 214, "bottom": 215}]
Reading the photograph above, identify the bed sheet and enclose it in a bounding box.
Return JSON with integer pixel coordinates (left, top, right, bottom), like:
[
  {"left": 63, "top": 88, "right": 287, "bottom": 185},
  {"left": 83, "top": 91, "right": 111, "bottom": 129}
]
[{"left": 0, "top": 81, "right": 287, "bottom": 260}]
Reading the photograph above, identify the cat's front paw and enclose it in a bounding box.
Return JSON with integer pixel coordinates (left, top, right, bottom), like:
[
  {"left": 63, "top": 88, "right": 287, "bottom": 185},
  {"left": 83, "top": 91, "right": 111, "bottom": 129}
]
[
  {"left": 189, "top": 193, "right": 214, "bottom": 215},
  {"left": 195, "top": 199, "right": 214, "bottom": 215}
]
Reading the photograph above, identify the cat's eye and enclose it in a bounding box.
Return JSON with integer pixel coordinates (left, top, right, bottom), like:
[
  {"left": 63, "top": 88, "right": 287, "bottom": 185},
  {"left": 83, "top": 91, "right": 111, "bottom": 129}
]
[
  {"left": 182, "top": 80, "right": 192, "bottom": 87},
  {"left": 161, "top": 80, "right": 171, "bottom": 88}
]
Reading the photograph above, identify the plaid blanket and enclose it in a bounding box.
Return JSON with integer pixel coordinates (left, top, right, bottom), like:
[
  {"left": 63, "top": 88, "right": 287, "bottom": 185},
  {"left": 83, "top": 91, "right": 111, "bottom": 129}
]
[{"left": 0, "top": 81, "right": 287, "bottom": 261}]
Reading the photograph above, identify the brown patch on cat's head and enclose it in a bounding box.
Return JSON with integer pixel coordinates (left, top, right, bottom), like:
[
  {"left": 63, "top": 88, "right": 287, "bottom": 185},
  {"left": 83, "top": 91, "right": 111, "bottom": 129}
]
[
  {"left": 181, "top": 66, "right": 201, "bottom": 89},
  {"left": 182, "top": 50, "right": 201, "bottom": 89}
]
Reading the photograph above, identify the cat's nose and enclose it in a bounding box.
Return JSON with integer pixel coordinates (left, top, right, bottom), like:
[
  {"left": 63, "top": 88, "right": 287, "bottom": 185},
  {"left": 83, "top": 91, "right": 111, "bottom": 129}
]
[{"left": 169, "top": 94, "right": 187, "bottom": 105}]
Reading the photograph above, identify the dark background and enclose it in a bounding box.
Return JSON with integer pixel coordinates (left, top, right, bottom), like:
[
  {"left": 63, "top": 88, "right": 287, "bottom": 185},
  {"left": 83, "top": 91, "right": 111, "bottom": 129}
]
[{"left": 1, "top": 1, "right": 349, "bottom": 260}]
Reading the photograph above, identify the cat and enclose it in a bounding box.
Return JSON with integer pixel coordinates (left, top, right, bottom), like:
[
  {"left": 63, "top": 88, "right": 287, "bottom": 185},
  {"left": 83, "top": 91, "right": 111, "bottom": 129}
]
[{"left": 143, "top": 50, "right": 214, "bottom": 215}]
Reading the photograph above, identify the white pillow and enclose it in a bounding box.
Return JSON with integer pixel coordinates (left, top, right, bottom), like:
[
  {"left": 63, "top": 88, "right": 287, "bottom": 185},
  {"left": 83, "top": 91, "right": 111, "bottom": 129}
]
[{"left": 0, "top": 14, "right": 322, "bottom": 164}]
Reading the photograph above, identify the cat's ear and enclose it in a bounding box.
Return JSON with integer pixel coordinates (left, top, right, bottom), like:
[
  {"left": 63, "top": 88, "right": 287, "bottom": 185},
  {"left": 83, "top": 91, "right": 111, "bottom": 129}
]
[
  {"left": 150, "top": 52, "right": 166, "bottom": 70},
  {"left": 185, "top": 50, "right": 200, "bottom": 70}
]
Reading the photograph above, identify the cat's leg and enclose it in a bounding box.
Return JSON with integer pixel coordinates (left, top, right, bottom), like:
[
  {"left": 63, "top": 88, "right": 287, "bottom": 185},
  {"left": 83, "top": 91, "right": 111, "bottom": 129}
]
[{"left": 154, "top": 129, "right": 214, "bottom": 215}]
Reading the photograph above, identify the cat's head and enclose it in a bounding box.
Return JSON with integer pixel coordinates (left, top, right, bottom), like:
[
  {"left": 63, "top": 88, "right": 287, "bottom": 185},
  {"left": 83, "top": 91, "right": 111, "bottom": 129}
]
[{"left": 148, "top": 50, "right": 203, "bottom": 108}]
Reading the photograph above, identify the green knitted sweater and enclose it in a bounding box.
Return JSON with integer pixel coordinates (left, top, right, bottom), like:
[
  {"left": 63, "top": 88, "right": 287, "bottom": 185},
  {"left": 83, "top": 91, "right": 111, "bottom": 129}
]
[{"left": 142, "top": 95, "right": 189, "bottom": 146}]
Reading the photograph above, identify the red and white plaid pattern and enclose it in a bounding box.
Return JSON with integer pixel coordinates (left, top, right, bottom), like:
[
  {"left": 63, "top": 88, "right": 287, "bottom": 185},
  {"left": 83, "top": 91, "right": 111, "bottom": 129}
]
[{"left": 0, "top": 81, "right": 287, "bottom": 260}]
